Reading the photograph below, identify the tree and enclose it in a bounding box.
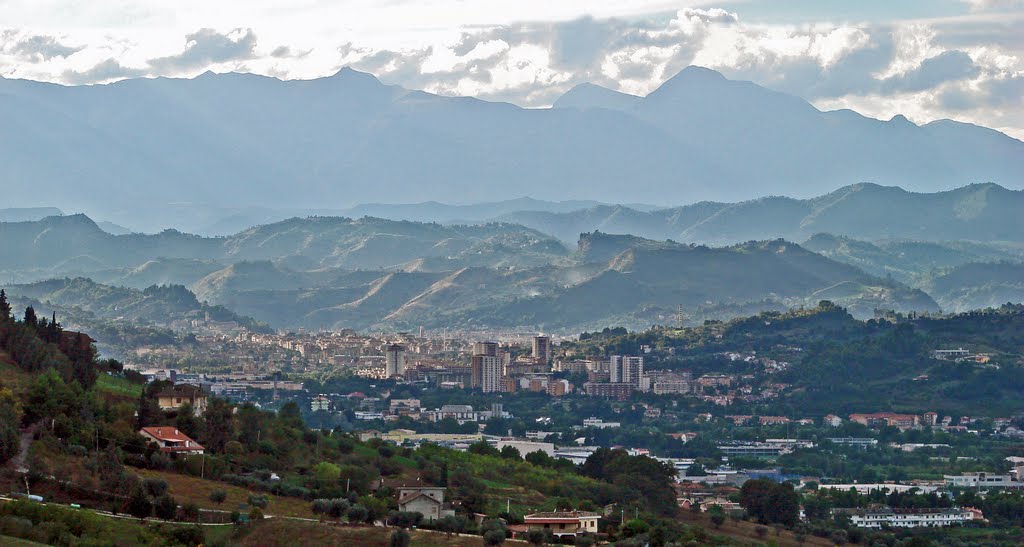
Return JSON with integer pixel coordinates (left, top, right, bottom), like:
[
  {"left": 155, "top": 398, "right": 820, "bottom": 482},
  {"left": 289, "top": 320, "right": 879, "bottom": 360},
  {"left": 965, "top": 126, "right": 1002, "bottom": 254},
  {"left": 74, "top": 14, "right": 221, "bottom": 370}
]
[
  {"left": 209, "top": 490, "right": 227, "bottom": 505},
  {"left": 767, "top": 482, "right": 800, "bottom": 527},
  {"left": 203, "top": 397, "right": 236, "bottom": 453},
  {"left": 710, "top": 513, "right": 725, "bottom": 529},
  {"left": 127, "top": 486, "right": 153, "bottom": 520},
  {"left": 468, "top": 440, "right": 499, "bottom": 457},
  {"left": 621, "top": 519, "right": 649, "bottom": 538},
  {"left": 313, "top": 461, "right": 341, "bottom": 483},
  {"left": 143, "top": 477, "right": 168, "bottom": 497},
  {"left": 389, "top": 529, "right": 411, "bottom": 547},
  {"left": 248, "top": 494, "right": 269, "bottom": 509},
  {"left": 154, "top": 494, "right": 178, "bottom": 520},
  {"left": 347, "top": 504, "right": 369, "bottom": 523},
  {"left": 481, "top": 519, "right": 507, "bottom": 546},
  {"left": 500, "top": 445, "right": 522, "bottom": 460},
  {"left": 0, "top": 289, "right": 11, "bottom": 320},
  {"left": 526, "top": 529, "right": 546, "bottom": 546},
  {"left": 388, "top": 510, "right": 423, "bottom": 528},
  {"left": 436, "top": 515, "right": 463, "bottom": 538}
]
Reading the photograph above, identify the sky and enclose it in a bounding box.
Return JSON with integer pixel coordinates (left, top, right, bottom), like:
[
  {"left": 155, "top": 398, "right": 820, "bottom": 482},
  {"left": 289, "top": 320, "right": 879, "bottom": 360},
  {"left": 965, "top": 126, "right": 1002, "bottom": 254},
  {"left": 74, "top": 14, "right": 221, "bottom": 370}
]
[{"left": 2, "top": 0, "right": 1023, "bottom": 138}]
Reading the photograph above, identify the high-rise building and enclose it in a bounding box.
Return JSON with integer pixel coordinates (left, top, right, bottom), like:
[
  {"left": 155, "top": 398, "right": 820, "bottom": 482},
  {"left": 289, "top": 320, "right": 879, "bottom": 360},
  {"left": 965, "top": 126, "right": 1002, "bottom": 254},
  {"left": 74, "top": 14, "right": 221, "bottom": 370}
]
[
  {"left": 473, "top": 341, "right": 498, "bottom": 357},
  {"left": 532, "top": 335, "right": 551, "bottom": 364},
  {"left": 610, "top": 355, "right": 643, "bottom": 387},
  {"left": 609, "top": 356, "right": 623, "bottom": 383},
  {"left": 385, "top": 343, "right": 406, "bottom": 377},
  {"left": 471, "top": 354, "right": 504, "bottom": 393}
]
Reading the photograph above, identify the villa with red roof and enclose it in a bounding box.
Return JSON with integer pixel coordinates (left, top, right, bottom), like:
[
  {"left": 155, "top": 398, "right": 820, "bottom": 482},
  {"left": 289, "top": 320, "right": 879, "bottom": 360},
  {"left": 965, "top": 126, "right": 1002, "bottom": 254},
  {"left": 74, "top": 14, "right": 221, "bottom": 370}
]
[{"left": 139, "top": 427, "right": 205, "bottom": 455}]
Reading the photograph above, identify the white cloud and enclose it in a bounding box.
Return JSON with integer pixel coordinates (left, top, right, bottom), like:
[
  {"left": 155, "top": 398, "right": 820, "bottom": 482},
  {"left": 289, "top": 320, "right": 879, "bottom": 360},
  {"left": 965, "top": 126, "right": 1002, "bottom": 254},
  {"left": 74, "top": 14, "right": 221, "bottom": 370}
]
[{"left": 0, "top": 1, "right": 1021, "bottom": 138}]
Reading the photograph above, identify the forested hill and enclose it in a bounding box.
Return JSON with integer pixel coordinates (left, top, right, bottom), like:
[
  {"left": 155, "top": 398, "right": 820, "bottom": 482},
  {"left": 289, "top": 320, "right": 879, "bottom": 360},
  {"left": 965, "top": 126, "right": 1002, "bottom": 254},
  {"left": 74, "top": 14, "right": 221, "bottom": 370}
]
[{"left": 566, "top": 302, "right": 1024, "bottom": 416}]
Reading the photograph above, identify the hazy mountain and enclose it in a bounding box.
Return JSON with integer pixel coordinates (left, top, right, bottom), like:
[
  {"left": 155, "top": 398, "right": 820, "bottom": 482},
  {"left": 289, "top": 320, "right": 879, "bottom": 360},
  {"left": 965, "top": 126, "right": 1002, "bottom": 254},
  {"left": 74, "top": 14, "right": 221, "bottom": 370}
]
[
  {"left": 552, "top": 83, "right": 642, "bottom": 111},
  {"left": 3, "top": 66, "right": 1021, "bottom": 232},
  {"left": 5, "top": 277, "right": 267, "bottom": 331},
  {"left": 494, "top": 183, "right": 1024, "bottom": 245},
  {"left": 803, "top": 234, "right": 1024, "bottom": 283},
  {"left": 921, "top": 262, "right": 1024, "bottom": 312},
  {"left": 96, "top": 221, "right": 134, "bottom": 235},
  {"left": 189, "top": 233, "right": 937, "bottom": 332},
  {"left": 0, "top": 207, "right": 63, "bottom": 222},
  {"left": 0, "top": 214, "right": 568, "bottom": 279}
]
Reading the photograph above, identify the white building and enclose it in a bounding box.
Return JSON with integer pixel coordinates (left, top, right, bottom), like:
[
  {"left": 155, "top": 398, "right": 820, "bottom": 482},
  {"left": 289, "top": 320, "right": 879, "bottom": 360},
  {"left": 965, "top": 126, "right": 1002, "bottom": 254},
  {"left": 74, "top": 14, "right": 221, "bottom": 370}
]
[
  {"left": 944, "top": 472, "right": 1022, "bottom": 489},
  {"left": 496, "top": 439, "right": 556, "bottom": 458},
  {"left": 610, "top": 356, "right": 644, "bottom": 386},
  {"left": 849, "top": 507, "right": 979, "bottom": 529},
  {"left": 582, "top": 417, "right": 620, "bottom": 429},
  {"left": 310, "top": 395, "right": 330, "bottom": 412}
]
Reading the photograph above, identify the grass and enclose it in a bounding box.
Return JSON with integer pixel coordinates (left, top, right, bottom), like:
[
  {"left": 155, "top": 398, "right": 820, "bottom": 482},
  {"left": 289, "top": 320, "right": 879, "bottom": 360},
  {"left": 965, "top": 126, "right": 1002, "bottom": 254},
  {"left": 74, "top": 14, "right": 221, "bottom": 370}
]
[
  {"left": 236, "top": 519, "right": 524, "bottom": 546},
  {"left": 94, "top": 373, "right": 143, "bottom": 398},
  {"left": 0, "top": 535, "right": 47, "bottom": 546},
  {"left": 678, "top": 511, "right": 833, "bottom": 546},
  {"left": 134, "top": 468, "right": 315, "bottom": 519}
]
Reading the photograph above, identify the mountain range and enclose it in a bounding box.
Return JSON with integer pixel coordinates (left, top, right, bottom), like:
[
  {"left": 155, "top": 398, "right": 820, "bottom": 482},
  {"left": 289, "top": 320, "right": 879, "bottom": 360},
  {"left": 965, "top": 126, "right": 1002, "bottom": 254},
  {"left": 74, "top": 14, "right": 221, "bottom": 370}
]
[
  {"left": 2, "top": 66, "right": 1021, "bottom": 233},
  {"left": 494, "top": 182, "right": 1024, "bottom": 245}
]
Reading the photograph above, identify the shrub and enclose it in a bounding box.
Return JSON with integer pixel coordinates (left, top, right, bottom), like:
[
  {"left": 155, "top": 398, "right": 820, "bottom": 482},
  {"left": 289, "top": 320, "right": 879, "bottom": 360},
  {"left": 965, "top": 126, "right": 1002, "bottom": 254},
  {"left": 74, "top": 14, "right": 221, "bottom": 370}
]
[
  {"left": 247, "top": 494, "right": 269, "bottom": 509},
  {"left": 144, "top": 477, "right": 169, "bottom": 497},
  {"left": 755, "top": 526, "right": 769, "bottom": 539},
  {"left": 347, "top": 504, "right": 369, "bottom": 523},
  {"left": 127, "top": 486, "right": 153, "bottom": 520},
  {"left": 182, "top": 503, "right": 200, "bottom": 522},
  {"left": 389, "top": 528, "right": 411, "bottom": 547},
  {"left": 209, "top": 490, "right": 227, "bottom": 504},
  {"left": 154, "top": 494, "right": 178, "bottom": 520},
  {"left": 248, "top": 507, "right": 265, "bottom": 521}
]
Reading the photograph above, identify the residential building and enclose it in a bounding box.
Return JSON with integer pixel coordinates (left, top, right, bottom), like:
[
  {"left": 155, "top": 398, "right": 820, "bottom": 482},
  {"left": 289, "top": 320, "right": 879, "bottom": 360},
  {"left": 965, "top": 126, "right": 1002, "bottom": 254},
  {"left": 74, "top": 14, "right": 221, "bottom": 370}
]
[
  {"left": 471, "top": 354, "right": 503, "bottom": 393},
  {"left": 848, "top": 507, "right": 979, "bottom": 529},
  {"left": 582, "top": 417, "right": 620, "bottom": 429},
  {"left": 849, "top": 412, "right": 920, "bottom": 430},
  {"left": 385, "top": 344, "right": 406, "bottom": 377},
  {"left": 473, "top": 341, "right": 498, "bottom": 357},
  {"left": 139, "top": 427, "right": 205, "bottom": 455},
  {"left": 396, "top": 486, "right": 454, "bottom": 521},
  {"left": 156, "top": 384, "right": 208, "bottom": 415},
  {"left": 521, "top": 511, "right": 600, "bottom": 539},
  {"left": 583, "top": 382, "right": 633, "bottom": 400},
  {"left": 611, "top": 356, "right": 644, "bottom": 386},
  {"left": 532, "top": 335, "right": 551, "bottom": 364},
  {"left": 310, "top": 395, "right": 330, "bottom": 412}
]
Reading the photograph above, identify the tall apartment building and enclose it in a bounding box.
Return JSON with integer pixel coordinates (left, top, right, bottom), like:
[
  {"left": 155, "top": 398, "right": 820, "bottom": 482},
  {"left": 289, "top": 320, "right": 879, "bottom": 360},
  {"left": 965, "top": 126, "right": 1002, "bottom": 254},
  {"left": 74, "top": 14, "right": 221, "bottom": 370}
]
[
  {"left": 532, "top": 335, "right": 551, "bottom": 364},
  {"left": 385, "top": 343, "right": 406, "bottom": 377},
  {"left": 610, "top": 355, "right": 643, "bottom": 386},
  {"left": 471, "top": 354, "right": 504, "bottom": 393},
  {"left": 473, "top": 341, "right": 498, "bottom": 357}
]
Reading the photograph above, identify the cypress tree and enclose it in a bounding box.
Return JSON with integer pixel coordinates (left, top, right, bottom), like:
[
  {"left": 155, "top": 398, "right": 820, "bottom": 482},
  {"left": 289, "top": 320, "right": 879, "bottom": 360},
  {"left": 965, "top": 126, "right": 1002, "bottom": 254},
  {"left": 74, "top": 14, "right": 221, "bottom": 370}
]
[{"left": 0, "top": 289, "right": 10, "bottom": 320}]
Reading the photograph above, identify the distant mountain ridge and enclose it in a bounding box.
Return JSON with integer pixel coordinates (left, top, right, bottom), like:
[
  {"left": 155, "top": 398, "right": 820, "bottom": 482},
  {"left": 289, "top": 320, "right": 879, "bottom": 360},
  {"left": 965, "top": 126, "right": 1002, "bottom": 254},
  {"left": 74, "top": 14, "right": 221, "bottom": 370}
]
[
  {"left": 2, "top": 65, "right": 1021, "bottom": 232},
  {"left": 494, "top": 183, "right": 1024, "bottom": 245}
]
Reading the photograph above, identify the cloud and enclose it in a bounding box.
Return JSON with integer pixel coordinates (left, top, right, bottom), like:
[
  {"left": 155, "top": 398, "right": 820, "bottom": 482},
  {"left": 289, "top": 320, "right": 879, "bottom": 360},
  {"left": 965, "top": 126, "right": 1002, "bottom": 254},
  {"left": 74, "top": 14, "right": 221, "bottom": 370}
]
[
  {"left": 961, "top": 0, "right": 1024, "bottom": 11},
  {"left": 270, "top": 45, "right": 310, "bottom": 59},
  {"left": 61, "top": 58, "right": 145, "bottom": 84},
  {"left": 880, "top": 50, "right": 979, "bottom": 93},
  {"left": 2, "top": 31, "right": 83, "bottom": 61},
  {"left": 148, "top": 28, "right": 257, "bottom": 71}
]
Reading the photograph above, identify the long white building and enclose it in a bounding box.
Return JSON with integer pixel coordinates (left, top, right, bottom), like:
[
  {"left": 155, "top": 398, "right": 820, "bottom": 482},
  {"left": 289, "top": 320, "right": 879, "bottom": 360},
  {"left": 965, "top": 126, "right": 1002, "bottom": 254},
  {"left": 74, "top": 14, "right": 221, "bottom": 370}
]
[{"left": 849, "top": 507, "right": 980, "bottom": 529}]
